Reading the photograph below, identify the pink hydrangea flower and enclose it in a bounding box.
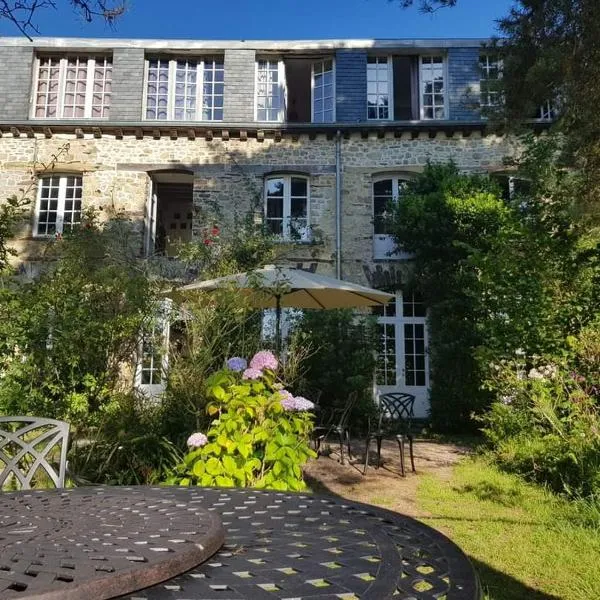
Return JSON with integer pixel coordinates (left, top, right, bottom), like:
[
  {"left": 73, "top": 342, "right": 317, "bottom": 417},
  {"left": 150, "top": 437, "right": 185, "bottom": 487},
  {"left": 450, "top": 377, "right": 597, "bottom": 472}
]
[
  {"left": 187, "top": 432, "right": 208, "bottom": 448},
  {"left": 242, "top": 367, "right": 263, "bottom": 380},
  {"left": 249, "top": 350, "right": 278, "bottom": 372},
  {"left": 280, "top": 394, "right": 315, "bottom": 412}
]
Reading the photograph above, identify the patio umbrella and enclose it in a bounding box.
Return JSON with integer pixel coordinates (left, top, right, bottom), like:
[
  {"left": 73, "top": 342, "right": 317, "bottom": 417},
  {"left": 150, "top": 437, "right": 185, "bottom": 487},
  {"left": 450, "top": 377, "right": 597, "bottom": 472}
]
[{"left": 176, "top": 265, "right": 394, "bottom": 354}]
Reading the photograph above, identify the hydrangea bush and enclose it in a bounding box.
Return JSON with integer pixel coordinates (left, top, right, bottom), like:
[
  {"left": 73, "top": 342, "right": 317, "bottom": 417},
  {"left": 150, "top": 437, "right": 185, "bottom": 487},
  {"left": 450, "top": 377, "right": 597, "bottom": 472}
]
[{"left": 166, "top": 351, "right": 316, "bottom": 491}]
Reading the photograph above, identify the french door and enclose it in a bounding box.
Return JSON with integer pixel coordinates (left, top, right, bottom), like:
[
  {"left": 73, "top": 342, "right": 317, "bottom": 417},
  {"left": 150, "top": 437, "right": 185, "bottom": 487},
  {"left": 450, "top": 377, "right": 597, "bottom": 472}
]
[{"left": 375, "top": 292, "right": 430, "bottom": 418}]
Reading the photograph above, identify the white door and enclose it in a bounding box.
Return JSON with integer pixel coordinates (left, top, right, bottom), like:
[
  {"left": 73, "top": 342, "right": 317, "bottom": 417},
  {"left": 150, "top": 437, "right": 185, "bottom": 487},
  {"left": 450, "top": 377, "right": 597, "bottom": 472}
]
[{"left": 375, "top": 292, "right": 430, "bottom": 418}]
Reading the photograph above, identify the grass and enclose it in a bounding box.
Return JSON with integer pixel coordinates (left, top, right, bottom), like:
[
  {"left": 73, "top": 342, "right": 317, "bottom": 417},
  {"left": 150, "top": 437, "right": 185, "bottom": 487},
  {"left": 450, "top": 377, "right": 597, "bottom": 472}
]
[{"left": 416, "top": 457, "right": 600, "bottom": 600}]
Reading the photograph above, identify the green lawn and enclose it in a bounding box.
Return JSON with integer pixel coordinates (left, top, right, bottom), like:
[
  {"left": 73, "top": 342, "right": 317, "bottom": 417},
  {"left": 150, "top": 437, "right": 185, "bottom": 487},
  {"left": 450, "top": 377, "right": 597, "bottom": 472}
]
[{"left": 417, "top": 457, "right": 600, "bottom": 600}]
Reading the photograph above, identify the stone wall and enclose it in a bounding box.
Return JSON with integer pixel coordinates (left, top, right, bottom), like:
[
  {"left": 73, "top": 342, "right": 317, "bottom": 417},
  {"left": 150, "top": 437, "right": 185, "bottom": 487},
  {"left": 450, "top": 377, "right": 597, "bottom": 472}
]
[{"left": 0, "top": 131, "right": 517, "bottom": 285}]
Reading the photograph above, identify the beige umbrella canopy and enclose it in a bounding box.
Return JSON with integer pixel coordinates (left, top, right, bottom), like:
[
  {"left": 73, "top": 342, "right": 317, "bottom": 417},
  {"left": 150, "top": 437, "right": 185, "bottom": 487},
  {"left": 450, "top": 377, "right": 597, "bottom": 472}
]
[{"left": 177, "top": 265, "right": 394, "bottom": 353}]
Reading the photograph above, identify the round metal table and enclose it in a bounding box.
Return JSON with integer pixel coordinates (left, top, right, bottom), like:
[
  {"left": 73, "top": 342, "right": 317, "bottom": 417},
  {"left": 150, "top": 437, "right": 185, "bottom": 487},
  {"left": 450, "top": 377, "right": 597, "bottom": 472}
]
[{"left": 0, "top": 487, "right": 480, "bottom": 600}]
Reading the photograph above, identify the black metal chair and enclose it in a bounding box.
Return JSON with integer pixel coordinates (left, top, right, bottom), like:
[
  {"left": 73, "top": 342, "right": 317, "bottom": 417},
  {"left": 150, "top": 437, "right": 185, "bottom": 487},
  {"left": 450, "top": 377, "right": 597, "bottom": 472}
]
[
  {"left": 363, "top": 392, "right": 416, "bottom": 477},
  {"left": 0, "top": 416, "right": 70, "bottom": 489},
  {"left": 312, "top": 391, "right": 359, "bottom": 465}
]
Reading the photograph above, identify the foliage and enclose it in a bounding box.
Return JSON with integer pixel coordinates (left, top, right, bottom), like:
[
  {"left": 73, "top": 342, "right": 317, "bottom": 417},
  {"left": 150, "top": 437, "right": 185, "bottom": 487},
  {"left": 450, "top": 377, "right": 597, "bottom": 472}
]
[
  {"left": 166, "top": 351, "right": 316, "bottom": 491},
  {"left": 0, "top": 194, "right": 30, "bottom": 273},
  {"left": 293, "top": 309, "right": 378, "bottom": 433},
  {"left": 67, "top": 393, "right": 182, "bottom": 485},
  {"left": 0, "top": 211, "right": 157, "bottom": 428},
  {"left": 417, "top": 456, "right": 600, "bottom": 600},
  {"left": 498, "top": 0, "right": 600, "bottom": 226},
  {"left": 390, "top": 152, "right": 600, "bottom": 431},
  {"left": 480, "top": 321, "right": 600, "bottom": 498}
]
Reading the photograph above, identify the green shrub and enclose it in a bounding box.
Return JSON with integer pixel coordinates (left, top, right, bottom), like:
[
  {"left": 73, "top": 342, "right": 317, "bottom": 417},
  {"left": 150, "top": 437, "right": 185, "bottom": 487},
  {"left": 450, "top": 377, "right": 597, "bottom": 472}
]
[
  {"left": 166, "top": 351, "right": 316, "bottom": 491},
  {"left": 481, "top": 326, "right": 600, "bottom": 498}
]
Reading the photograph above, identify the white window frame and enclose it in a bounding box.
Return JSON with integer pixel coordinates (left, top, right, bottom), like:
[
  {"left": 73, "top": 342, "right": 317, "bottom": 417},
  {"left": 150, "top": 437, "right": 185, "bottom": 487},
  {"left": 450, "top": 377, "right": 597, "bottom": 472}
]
[
  {"left": 311, "top": 58, "right": 336, "bottom": 123},
  {"left": 255, "top": 59, "right": 286, "bottom": 123},
  {"left": 366, "top": 55, "right": 393, "bottom": 121},
  {"left": 419, "top": 55, "right": 448, "bottom": 120},
  {"left": 135, "top": 299, "right": 172, "bottom": 398},
  {"left": 479, "top": 53, "right": 503, "bottom": 112},
  {"left": 537, "top": 100, "right": 556, "bottom": 120},
  {"left": 372, "top": 174, "right": 412, "bottom": 260},
  {"left": 31, "top": 55, "right": 112, "bottom": 119},
  {"left": 142, "top": 57, "right": 224, "bottom": 122},
  {"left": 264, "top": 174, "right": 311, "bottom": 242},
  {"left": 33, "top": 174, "right": 83, "bottom": 238}
]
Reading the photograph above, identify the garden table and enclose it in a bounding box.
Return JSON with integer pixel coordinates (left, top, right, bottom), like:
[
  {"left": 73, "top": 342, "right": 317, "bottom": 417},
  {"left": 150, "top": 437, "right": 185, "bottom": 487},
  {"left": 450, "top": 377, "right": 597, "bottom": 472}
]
[{"left": 0, "top": 486, "right": 481, "bottom": 600}]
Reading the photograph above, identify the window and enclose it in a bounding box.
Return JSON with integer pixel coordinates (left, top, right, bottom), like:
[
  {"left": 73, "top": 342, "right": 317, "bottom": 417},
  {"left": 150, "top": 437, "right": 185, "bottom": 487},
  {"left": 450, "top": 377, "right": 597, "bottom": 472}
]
[
  {"left": 145, "top": 57, "right": 224, "bottom": 121},
  {"left": 256, "top": 59, "right": 285, "bottom": 122},
  {"left": 34, "top": 175, "right": 82, "bottom": 237},
  {"left": 420, "top": 56, "right": 446, "bottom": 120},
  {"left": 480, "top": 53, "right": 502, "bottom": 110},
  {"left": 367, "top": 57, "right": 391, "bottom": 120},
  {"left": 312, "top": 59, "right": 335, "bottom": 123},
  {"left": 135, "top": 301, "right": 171, "bottom": 397},
  {"left": 373, "top": 176, "right": 410, "bottom": 260},
  {"left": 374, "top": 292, "right": 428, "bottom": 390},
  {"left": 34, "top": 55, "right": 112, "bottom": 119},
  {"left": 537, "top": 100, "right": 557, "bottom": 120},
  {"left": 265, "top": 175, "right": 309, "bottom": 241}
]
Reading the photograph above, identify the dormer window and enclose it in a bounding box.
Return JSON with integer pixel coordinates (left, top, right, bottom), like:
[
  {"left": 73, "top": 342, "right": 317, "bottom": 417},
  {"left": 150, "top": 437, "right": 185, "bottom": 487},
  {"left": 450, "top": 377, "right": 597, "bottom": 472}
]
[
  {"left": 144, "top": 57, "right": 224, "bottom": 121},
  {"left": 33, "top": 56, "right": 112, "bottom": 119}
]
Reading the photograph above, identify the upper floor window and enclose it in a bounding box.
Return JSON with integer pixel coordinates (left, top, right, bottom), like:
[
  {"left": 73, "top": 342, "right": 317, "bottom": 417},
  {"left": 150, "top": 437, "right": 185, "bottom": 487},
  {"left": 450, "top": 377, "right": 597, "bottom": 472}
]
[
  {"left": 265, "top": 175, "right": 309, "bottom": 241},
  {"left": 367, "top": 56, "right": 391, "bottom": 120},
  {"left": 34, "top": 175, "right": 82, "bottom": 237},
  {"left": 34, "top": 56, "right": 112, "bottom": 119},
  {"left": 145, "top": 57, "right": 224, "bottom": 121},
  {"left": 420, "top": 56, "right": 446, "bottom": 120},
  {"left": 480, "top": 53, "right": 502, "bottom": 110},
  {"left": 256, "top": 59, "right": 285, "bottom": 122},
  {"left": 312, "top": 59, "right": 335, "bottom": 123}
]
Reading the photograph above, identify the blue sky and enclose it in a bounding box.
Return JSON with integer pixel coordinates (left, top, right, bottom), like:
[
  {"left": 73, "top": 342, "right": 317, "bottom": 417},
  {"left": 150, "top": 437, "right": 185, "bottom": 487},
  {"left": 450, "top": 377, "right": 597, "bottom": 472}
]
[{"left": 0, "top": 0, "right": 515, "bottom": 39}]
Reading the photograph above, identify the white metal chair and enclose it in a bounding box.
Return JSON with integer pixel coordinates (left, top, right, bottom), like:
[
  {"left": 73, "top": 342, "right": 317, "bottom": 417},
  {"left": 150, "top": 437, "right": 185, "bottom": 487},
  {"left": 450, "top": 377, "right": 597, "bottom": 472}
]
[{"left": 0, "top": 416, "right": 70, "bottom": 489}]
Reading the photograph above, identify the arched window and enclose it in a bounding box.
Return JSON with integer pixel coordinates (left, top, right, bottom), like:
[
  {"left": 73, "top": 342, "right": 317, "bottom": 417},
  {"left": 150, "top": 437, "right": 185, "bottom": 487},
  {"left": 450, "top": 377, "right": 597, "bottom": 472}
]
[
  {"left": 372, "top": 175, "right": 410, "bottom": 260},
  {"left": 264, "top": 175, "right": 310, "bottom": 241}
]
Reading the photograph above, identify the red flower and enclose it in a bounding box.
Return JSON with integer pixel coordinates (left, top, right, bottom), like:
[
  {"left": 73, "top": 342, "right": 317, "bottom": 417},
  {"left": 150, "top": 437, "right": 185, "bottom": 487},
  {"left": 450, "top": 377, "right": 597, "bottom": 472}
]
[
  {"left": 203, "top": 238, "right": 213, "bottom": 246},
  {"left": 211, "top": 226, "right": 220, "bottom": 237}
]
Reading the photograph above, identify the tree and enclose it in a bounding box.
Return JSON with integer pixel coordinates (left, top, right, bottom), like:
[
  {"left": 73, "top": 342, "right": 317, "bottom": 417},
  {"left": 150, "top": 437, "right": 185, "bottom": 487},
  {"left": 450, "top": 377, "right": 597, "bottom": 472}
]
[
  {"left": 498, "top": 0, "right": 600, "bottom": 224},
  {"left": 396, "top": 0, "right": 457, "bottom": 10},
  {"left": 1, "top": 0, "right": 125, "bottom": 39}
]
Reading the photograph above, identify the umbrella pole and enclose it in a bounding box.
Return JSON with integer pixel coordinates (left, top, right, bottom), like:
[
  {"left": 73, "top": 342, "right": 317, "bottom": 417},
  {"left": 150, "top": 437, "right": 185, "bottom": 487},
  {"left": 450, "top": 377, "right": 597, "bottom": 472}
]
[{"left": 275, "top": 294, "right": 282, "bottom": 357}]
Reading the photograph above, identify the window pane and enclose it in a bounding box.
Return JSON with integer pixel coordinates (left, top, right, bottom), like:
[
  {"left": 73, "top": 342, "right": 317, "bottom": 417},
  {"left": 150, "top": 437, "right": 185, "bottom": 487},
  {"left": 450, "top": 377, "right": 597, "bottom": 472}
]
[
  {"left": 367, "top": 56, "right": 389, "bottom": 120},
  {"left": 36, "top": 175, "right": 82, "bottom": 236},
  {"left": 146, "top": 58, "right": 170, "bottom": 120},
  {"left": 201, "top": 59, "right": 224, "bottom": 121},
  {"left": 35, "top": 57, "right": 61, "bottom": 118},
  {"left": 256, "top": 60, "right": 281, "bottom": 122},
  {"left": 421, "top": 56, "right": 445, "bottom": 120},
  {"left": 312, "top": 59, "right": 335, "bottom": 123}
]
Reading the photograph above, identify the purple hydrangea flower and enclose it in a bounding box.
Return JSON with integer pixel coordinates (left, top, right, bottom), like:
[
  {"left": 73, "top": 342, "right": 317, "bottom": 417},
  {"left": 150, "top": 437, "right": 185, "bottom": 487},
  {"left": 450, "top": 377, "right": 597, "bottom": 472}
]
[
  {"left": 226, "top": 357, "right": 248, "bottom": 372},
  {"left": 187, "top": 432, "right": 208, "bottom": 448},
  {"left": 280, "top": 394, "right": 315, "bottom": 412},
  {"left": 242, "top": 367, "right": 263, "bottom": 380},
  {"left": 249, "top": 350, "right": 278, "bottom": 372}
]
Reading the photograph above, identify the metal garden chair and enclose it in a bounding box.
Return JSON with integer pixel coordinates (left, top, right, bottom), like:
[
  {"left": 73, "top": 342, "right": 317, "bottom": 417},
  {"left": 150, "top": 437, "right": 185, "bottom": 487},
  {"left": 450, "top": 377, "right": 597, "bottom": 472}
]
[
  {"left": 312, "top": 391, "right": 359, "bottom": 465},
  {"left": 363, "top": 392, "right": 416, "bottom": 477},
  {"left": 0, "top": 416, "right": 70, "bottom": 489}
]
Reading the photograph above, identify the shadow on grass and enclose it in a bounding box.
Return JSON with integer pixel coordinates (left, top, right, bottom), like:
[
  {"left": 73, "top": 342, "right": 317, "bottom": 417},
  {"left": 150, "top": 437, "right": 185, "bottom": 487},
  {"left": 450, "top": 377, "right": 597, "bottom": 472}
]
[
  {"left": 455, "top": 481, "right": 524, "bottom": 507},
  {"left": 471, "top": 557, "right": 561, "bottom": 600},
  {"left": 303, "top": 470, "right": 561, "bottom": 600}
]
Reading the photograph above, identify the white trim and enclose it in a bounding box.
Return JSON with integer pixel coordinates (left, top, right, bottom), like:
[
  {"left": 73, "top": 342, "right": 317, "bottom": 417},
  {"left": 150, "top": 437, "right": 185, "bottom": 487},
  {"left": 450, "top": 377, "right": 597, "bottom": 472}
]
[
  {"left": 264, "top": 174, "right": 310, "bottom": 241},
  {"left": 30, "top": 55, "right": 112, "bottom": 120},
  {"left": 311, "top": 58, "right": 335, "bottom": 123},
  {"left": 135, "top": 299, "right": 172, "bottom": 398},
  {"left": 33, "top": 174, "right": 83, "bottom": 238},
  {"left": 143, "top": 56, "right": 224, "bottom": 122},
  {"left": 366, "top": 55, "right": 393, "bottom": 121},
  {"left": 418, "top": 54, "right": 448, "bottom": 120},
  {"left": 254, "top": 58, "right": 286, "bottom": 123}
]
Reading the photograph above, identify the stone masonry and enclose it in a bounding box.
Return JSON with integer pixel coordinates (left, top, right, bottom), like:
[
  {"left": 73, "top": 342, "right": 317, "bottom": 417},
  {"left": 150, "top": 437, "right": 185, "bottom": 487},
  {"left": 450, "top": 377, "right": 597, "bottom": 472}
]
[{"left": 1, "top": 130, "right": 517, "bottom": 286}]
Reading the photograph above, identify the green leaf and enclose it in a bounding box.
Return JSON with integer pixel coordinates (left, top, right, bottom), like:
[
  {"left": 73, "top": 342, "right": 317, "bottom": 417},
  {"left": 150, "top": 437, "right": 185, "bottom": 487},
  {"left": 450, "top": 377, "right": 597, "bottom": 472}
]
[
  {"left": 206, "top": 457, "right": 223, "bottom": 476},
  {"left": 192, "top": 460, "right": 205, "bottom": 477}
]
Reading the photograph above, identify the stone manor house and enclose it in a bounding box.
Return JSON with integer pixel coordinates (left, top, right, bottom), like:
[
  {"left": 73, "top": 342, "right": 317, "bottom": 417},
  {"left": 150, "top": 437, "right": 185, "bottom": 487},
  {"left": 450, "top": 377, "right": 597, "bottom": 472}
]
[{"left": 0, "top": 36, "right": 549, "bottom": 416}]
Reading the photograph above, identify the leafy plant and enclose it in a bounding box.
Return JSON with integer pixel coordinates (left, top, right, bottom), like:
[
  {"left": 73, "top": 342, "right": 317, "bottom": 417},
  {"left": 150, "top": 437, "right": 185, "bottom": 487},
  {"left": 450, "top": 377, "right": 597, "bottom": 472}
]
[{"left": 166, "top": 351, "right": 316, "bottom": 491}]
